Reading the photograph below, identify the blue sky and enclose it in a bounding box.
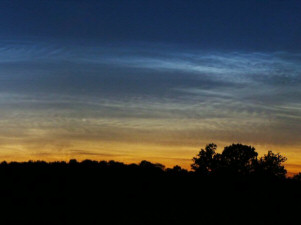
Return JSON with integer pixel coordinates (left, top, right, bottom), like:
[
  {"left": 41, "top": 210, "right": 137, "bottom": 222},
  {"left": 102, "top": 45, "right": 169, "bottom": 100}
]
[{"left": 0, "top": 0, "right": 301, "bottom": 170}]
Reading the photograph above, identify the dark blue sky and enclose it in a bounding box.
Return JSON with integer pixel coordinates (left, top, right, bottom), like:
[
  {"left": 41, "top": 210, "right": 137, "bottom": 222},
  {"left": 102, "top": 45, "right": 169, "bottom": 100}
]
[
  {"left": 1, "top": 0, "right": 301, "bottom": 51},
  {"left": 0, "top": 0, "right": 301, "bottom": 171}
]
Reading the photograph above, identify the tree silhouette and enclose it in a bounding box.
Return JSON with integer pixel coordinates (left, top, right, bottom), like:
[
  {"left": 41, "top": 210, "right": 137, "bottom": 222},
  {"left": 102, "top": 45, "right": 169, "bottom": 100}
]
[
  {"left": 191, "top": 143, "right": 287, "bottom": 178},
  {"left": 166, "top": 165, "right": 188, "bottom": 175},
  {"left": 139, "top": 160, "right": 165, "bottom": 172},
  {"left": 191, "top": 143, "right": 217, "bottom": 175},
  {"left": 220, "top": 143, "right": 258, "bottom": 176},
  {"left": 256, "top": 150, "right": 287, "bottom": 178}
]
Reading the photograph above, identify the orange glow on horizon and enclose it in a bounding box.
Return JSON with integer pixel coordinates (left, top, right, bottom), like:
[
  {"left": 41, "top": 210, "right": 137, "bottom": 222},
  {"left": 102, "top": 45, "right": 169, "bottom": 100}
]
[{"left": 0, "top": 140, "right": 300, "bottom": 175}]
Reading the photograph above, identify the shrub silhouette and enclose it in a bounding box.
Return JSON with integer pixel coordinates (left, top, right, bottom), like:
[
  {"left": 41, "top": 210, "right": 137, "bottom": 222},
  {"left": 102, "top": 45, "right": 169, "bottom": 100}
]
[{"left": 293, "top": 172, "right": 301, "bottom": 181}]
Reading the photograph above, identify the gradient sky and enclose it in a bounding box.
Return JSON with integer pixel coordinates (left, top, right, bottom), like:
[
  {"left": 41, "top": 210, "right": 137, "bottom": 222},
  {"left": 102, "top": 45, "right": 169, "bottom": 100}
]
[{"left": 1, "top": 0, "right": 301, "bottom": 172}]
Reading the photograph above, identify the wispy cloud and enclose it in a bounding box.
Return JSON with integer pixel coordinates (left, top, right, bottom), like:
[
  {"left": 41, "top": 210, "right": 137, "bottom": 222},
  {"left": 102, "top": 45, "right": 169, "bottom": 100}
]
[{"left": 0, "top": 41, "right": 301, "bottom": 168}]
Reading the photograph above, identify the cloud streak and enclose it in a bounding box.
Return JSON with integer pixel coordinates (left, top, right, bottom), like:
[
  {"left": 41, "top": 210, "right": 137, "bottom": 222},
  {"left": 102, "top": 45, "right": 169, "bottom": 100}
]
[{"left": 0, "top": 41, "right": 301, "bottom": 170}]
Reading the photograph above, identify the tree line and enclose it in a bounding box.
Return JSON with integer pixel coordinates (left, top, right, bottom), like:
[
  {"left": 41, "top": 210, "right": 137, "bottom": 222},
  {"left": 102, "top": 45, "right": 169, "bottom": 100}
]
[
  {"left": 0, "top": 143, "right": 300, "bottom": 225},
  {"left": 1, "top": 142, "right": 299, "bottom": 180}
]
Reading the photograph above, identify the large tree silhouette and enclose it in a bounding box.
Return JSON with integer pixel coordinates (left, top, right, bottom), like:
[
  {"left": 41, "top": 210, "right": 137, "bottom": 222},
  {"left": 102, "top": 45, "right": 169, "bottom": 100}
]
[
  {"left": 221, "top": 143, "right": 258, "bottom": 176},
  {"left": 191, "top": 143, "right": 217, "bottom": 175},
  {"left": 256, "top": 150, "right": 287, "bottom": 178}
]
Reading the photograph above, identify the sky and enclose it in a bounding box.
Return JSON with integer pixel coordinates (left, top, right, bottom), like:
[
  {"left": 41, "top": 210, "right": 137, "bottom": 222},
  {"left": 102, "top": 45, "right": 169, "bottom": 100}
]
[{"left": 0, "top": 0, "right": 301, "bottom": 172}]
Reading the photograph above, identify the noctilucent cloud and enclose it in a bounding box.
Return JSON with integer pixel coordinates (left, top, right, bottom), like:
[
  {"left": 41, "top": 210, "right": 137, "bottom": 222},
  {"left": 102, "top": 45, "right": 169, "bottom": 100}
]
[{"left": 0, "top": 0, "right": 301, "bottom": 172}]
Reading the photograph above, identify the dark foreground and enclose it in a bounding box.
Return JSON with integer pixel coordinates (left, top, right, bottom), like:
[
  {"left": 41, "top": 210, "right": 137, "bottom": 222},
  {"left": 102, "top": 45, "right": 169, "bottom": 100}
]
[{"left": 0, "top": 160, "right": 300, "bottom": 225}]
